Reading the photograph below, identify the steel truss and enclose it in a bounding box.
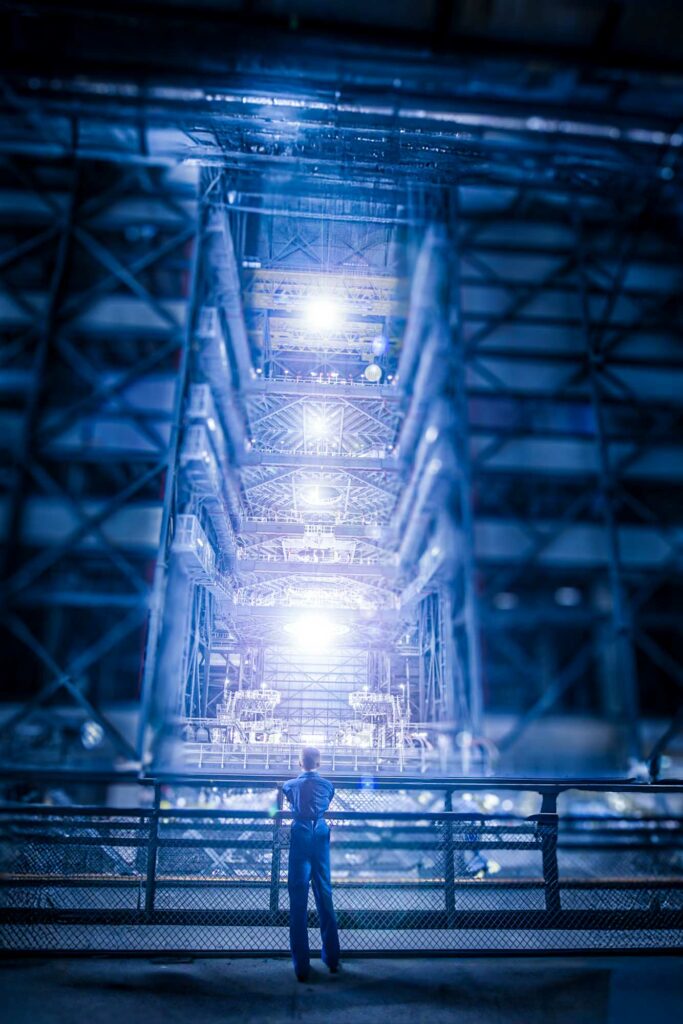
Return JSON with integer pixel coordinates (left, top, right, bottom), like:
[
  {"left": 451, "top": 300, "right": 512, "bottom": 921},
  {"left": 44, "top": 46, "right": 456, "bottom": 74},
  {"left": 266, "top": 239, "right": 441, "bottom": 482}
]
[
  {"left": 0, "top": 156, "right": 199, "bottom": 770},
  {"left": 111, "top": 170, "right": 683, "bottom": 775},
  {"left": 452, "top": 185, "right": 683, "bottom": 770},
  {"left": 0, "top": 20, "right": 681, "bottom": 777}
]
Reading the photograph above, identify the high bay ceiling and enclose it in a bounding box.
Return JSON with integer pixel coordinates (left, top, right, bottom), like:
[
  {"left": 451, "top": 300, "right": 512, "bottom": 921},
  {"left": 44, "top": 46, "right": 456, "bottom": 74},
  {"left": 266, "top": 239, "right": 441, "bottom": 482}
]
[{"left": 0, "top": 1, "right": 682, "bottom": 776}]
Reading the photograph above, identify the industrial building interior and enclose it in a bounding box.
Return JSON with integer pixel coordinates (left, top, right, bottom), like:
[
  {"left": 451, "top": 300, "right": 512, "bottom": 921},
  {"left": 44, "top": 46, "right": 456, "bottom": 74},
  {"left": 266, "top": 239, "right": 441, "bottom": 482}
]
[
  {"left": 1, "top": 2, "right": 682, "bottom": 786},
  {"left": 0, "top": 0, "right": 681, "bottom": 1001}
]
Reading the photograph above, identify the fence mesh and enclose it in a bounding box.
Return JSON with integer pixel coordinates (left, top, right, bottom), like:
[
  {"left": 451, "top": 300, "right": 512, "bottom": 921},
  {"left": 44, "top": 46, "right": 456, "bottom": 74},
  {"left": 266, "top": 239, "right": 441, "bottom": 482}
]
[{"left": 1, "top": 791, "right": 681, "bottom": 955}]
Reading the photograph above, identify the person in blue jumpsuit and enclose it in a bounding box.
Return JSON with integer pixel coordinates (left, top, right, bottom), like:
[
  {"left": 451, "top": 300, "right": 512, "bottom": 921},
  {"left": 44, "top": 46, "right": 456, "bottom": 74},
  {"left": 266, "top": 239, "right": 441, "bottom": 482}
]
[{"left": 282, "top": 746, "right": 340, "bottom": 981}]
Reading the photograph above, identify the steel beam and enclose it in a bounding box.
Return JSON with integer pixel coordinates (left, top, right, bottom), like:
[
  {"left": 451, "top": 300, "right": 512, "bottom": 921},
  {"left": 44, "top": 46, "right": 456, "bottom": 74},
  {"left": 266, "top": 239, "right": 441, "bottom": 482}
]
[{"left": 574, "top": 206, "right": 641, "bottom": 762}]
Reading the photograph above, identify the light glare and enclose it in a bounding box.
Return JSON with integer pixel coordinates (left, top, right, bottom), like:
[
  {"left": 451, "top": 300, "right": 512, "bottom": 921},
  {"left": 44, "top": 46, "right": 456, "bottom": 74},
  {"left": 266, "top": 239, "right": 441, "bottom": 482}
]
[
  {"left": 308, "top": 416, "right": 329, "bottom": 438},
  {"left": 305, "top": 295, "right": 342, "bottom": 332},
  {"left": 284, "top": 613, "right": 348, "bottom": 651}
]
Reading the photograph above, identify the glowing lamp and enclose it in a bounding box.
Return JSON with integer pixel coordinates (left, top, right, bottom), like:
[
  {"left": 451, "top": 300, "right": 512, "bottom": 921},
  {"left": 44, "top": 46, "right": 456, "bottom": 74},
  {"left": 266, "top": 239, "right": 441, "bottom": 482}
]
[
  {"left": 284, "top": 613, "right": 349, "bottom": 651},
  {"left": 308, "top": 416, "right": 329, "bottom": 438},
  {"left": 80, "top": 720, "right": 104, "bottom": 749},
  {"left": 305, "top": 296, "right": 342, "bottom": 333}
]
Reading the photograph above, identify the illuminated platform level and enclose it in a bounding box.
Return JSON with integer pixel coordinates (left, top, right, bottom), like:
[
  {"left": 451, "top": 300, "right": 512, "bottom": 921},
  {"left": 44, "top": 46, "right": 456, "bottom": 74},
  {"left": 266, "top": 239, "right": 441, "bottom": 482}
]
[
  {"left": 174, "top": 687, "right": 491, "bottom": 774},
  {"left": 182, "top": 740, "right": 426, "bottom": 774}
]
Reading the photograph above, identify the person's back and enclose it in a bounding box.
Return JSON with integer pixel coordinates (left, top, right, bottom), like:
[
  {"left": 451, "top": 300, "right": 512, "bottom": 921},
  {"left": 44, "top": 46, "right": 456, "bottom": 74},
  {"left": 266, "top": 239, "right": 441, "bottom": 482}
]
[{"left": 282, "top": 747, "right": 340, "bottom": 981}]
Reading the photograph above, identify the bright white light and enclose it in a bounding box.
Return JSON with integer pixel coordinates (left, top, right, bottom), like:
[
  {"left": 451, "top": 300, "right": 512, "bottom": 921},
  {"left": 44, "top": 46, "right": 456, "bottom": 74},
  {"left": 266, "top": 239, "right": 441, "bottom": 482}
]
[
  {"left": 300, "top": 482, "right": 341, "bottom": 507},
  {"left": 303, "top": 484, "right": 324, "bottom": 506},
  {"left": 80, "top": 720, "right": 104, "bottom": 750},
  {"left": 364, "top": 363, "right": 382, "bottom": 383},
  {"left": 555, "top": 585, "right": 582, "bottom": 607},
  {"left": 305, "top": 295, "right": 342, "bottom": 333},
  {"left": 284, "top": 613, "right": 348, "bottom": 651},
  {"left": 308, "top": 416, "right": 329, "bottom": 438},
  {"left": 424, "top": 425, "right": 439, "bottom": 443}
]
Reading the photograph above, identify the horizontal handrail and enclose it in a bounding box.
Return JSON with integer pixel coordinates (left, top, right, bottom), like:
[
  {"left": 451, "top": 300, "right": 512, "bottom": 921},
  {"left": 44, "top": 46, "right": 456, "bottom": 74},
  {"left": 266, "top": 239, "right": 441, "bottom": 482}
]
[
  {"left": 1, "top": 767, "right": 682, "bottom": 793},
  {"left": 2, "top": 807, "right": 682, "bottom": 825}
]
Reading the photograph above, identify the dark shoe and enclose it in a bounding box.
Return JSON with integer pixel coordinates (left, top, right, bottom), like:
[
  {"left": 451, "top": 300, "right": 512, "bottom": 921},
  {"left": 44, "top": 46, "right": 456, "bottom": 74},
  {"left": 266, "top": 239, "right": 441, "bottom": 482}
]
[
  {"left": 328, "top": 963, "right": 340, "bottom": 974},
  {"left": 296, "top": 971, "right": 310, "bottom": 983}
]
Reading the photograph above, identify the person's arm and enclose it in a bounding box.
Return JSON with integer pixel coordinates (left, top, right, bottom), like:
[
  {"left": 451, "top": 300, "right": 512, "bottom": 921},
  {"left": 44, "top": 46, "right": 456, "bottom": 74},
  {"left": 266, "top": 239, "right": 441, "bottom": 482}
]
[{"left": 282, "top": 780, "right": 293, "bottom": 806}]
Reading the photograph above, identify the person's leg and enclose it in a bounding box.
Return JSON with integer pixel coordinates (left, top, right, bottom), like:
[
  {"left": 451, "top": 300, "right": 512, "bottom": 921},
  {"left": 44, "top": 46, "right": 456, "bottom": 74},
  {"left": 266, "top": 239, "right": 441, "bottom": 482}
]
[
  {"left": 311, "top": 823, "right": 340, "bottom": 970},
  {"left": 288, "top": 824, "right": 312, "bottom": 978}
]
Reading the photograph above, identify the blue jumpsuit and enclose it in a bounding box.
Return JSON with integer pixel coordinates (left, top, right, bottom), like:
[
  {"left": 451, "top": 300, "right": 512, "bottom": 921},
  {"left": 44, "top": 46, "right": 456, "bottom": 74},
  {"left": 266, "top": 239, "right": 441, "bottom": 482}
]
[{"left": 282, "top": 770, "right": 340, "bottom": 976}]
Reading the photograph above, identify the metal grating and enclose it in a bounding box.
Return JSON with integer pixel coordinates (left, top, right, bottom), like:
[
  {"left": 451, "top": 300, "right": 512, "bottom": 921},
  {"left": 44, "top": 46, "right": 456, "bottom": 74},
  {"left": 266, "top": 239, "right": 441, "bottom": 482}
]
[{"left": 1, "top": 781, "right": 681, "bottom": 956}]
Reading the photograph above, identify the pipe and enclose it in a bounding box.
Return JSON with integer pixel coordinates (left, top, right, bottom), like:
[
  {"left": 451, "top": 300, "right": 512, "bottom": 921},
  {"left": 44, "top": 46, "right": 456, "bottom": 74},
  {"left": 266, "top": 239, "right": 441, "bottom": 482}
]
[
  {"left": 395, "top": 223, "right": 449, "bottom": 392},
  {"left": 393, "top": 395, "right": 454, "bottom": 537},
  {"left": 398, "top": 440, "right": 457, "bottom": 568},
  {"left": 206, "top": 207, "right": 255, "bottom": 388},
  {"left": 395, "top": 327, "right": 451, "bottom": 461}
]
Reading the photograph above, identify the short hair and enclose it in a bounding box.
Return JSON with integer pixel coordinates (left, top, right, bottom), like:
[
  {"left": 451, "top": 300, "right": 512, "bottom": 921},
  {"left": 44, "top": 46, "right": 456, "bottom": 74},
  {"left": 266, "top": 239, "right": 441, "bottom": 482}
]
[{"left": 301, "top": 746, "right": 321, "bottom": 770}]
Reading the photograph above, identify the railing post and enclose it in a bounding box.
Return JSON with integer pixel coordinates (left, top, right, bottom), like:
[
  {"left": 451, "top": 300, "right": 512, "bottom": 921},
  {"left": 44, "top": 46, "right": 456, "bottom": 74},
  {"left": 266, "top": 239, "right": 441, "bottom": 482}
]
[
  {"left": 444, "top": 789, "right": 456, "bottom": 927},
  {"left": 144, "top": 782, "right": 161, "bottom": 918},
  {"left": 539, "top": 790, "right": 561, "bottom": 916},
  {"left": 270, "top": 785, "right": 284, "bottom": 917}
]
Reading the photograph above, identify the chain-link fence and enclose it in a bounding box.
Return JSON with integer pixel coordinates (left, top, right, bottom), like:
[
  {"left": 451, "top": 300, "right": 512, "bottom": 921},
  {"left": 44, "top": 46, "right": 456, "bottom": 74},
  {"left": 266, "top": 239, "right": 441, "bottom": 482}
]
[{"left": 0, "top": 780, "right": 681, "bottom": 955}]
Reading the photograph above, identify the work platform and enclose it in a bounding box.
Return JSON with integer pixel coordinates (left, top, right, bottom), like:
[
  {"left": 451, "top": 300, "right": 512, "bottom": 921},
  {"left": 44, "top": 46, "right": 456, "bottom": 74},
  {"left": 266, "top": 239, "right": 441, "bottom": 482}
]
[{"left": 182, "top": 740, "right": 432, "bottom": 774}]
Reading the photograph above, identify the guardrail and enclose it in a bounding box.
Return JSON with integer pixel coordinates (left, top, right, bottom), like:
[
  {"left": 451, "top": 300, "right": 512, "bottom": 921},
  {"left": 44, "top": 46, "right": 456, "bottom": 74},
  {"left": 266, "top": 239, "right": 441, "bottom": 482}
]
[{"left": 0, "top": 776, "right": 681, "bottom": 956}]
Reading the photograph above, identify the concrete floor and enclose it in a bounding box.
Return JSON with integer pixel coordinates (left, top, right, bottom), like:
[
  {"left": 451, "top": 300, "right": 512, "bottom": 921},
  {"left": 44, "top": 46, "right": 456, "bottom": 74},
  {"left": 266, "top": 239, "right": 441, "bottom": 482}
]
[{"left": 1, "top": 955, "right": 681, "bottom": 1024}]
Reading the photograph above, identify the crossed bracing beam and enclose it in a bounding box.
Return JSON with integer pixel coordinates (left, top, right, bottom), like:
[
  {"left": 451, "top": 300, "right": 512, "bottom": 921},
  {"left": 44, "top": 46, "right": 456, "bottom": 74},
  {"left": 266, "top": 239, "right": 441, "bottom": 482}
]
[
  {"left": 463, "top": 193, "right": 683, "bottom": 764},
  {"left": 0, "top": 156, "right": 201, "bottom": 768}
]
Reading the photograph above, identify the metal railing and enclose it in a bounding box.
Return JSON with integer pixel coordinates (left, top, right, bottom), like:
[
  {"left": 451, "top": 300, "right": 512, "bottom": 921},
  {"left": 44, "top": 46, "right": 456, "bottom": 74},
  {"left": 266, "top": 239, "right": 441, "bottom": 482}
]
[
  {"left": 0, "top": 775, "right": 681, "bottom": 956},
  {"left": 183, "top": 733, "right": 430, "bottom": 773}
]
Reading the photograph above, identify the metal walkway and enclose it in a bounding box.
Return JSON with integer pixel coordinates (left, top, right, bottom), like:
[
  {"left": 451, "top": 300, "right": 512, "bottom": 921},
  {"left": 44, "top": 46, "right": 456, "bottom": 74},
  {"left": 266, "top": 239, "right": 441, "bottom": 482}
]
[{"left": 1, "top": 777, "right": 681, "bottom": 956}]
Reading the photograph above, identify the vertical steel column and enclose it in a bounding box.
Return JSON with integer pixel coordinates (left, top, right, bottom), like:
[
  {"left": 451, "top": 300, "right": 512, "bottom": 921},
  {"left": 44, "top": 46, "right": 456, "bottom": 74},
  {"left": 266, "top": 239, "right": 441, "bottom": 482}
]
[
  {"left": 448, "top": 188, "right": 484, "bottom": 734},
  {"left": 270, "top": 785, "right": 284, "bottom": 917},
  {"left": 574, "top": 208, "right": 641, "bottom": 764},
  {"left": 138, "top": 202, "right": 203, "bottom": 761},
  {"left": 443, "top": 789, "right": 456, "bottom": 927},
  {"left": 144, "top": 782, "right": 161, "bottom": 918},
  {"left": 418, "top": 602, "right": 426, "bottom": 722},
  {"left": 202, "top": 600, "right": 213, "bottom": 719},
  {"left": 539, "top": 790, "right": 561, "bottom": 916}
]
